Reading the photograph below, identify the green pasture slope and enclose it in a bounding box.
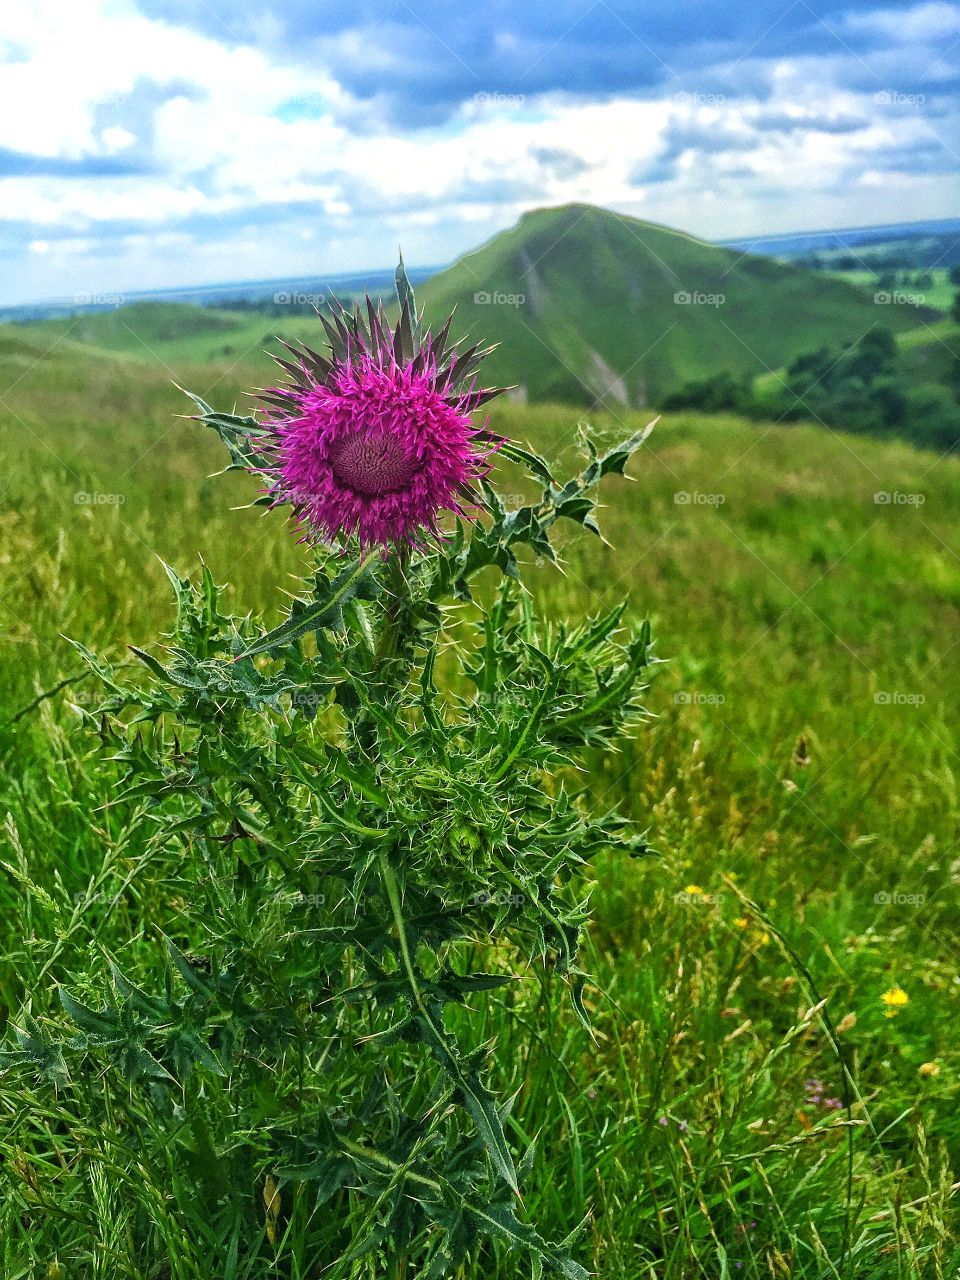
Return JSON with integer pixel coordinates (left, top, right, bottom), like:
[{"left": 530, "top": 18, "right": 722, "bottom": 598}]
[
  {"left": 14, "top": 299, "right": 340, "bottom": 369},
  {"left": 0, "top": 325, "right": 958, "bottom": 1276}
]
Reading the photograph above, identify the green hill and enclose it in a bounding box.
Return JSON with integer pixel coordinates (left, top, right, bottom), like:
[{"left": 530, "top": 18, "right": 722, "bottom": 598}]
[
  {"left": 9, "top": 299, "right": 366, "bottom": 370},
  {"left": 416, "top": 203, "right": 936, "bottom": 407},
  {"left": 30, "top": 300, "right": 239, "bottom": 349}
]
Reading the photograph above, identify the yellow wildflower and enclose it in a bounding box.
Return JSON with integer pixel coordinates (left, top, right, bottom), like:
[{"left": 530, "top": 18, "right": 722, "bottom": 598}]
[{"left": 881, "top": 985, "right": 909, "bottom": 1017}]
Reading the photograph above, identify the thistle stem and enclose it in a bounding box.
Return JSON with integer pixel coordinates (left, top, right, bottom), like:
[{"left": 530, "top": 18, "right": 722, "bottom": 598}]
[
  {"left": 374, "top": 548, "right": 411, "bottom": 668},
  {"left": 377, "top": 849, "right": 425, "bottom": 1016}
]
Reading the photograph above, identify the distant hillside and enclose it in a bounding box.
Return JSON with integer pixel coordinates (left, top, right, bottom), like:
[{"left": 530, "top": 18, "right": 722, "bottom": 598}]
[
  {"left": 899, "top": 318, "right": 960, "bottom": 385},
  {"left": 11, "top": 302, "right": 336, "bottom": 369},
  {"left": 415, "top": 204, "right": 937, "bottom": 408},
  {"left": 29, "top": 301, "right": 240, "bottom": 351},
  {"left": 0, "top": 265, "right": 439, "bottom": 323},
  {"left": 4, "top": 203, "right": 947, "bottom": 411}
]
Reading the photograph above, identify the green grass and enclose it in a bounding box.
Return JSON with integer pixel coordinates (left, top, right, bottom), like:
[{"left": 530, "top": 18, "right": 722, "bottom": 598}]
[{"left": 1, "top": 337, "right": 959, "bottom": 1277}]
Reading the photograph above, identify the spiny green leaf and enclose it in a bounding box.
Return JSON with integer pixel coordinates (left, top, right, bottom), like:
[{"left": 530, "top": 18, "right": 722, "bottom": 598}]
[
  {"left": 59, "top": 990, "right": 118, "bottom": 1038},
  {"left": 179, "top": 386, "right": 263, "bottom": 472},
  {"left": 235, "top": 558, "right": 378, "bottom": 659}
]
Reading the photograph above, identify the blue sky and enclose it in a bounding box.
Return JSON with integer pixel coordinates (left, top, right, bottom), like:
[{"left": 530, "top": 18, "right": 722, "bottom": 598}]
[{"left": 1, "top": 0, "right": 959, "bottom": 303}]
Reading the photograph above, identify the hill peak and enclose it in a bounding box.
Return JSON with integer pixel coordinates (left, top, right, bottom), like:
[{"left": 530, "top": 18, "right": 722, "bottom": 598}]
[
  {"left": 417, "top": 203, "right": 929, "bottom": 409},
  {"left": 513, "top": 202, "right": 712, "bottom": 246}
]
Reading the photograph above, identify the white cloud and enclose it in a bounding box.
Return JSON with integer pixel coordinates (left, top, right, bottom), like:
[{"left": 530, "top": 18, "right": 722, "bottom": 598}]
[
  {"left": 2, "top": 176, "right": 233, "bottom": 226},
  {"left": 0, "top": 0, "right": 352, "bottom": 161},
  {"left": 101, "top": 125, "right": 136, "bottom": 152},
  {"left": 845, "top": 1, "right": 960, "bottom": 42}
]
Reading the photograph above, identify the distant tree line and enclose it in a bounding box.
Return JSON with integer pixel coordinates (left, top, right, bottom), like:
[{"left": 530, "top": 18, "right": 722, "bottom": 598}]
[
  {"left": 661, "top": 326, "right": 960, "bottom": 452},
  {"left": 793, "top": 239, "right": 960, "bottom": 272},
  {"left": 203, "top": 297, "right": 330, "bottom": 317}
]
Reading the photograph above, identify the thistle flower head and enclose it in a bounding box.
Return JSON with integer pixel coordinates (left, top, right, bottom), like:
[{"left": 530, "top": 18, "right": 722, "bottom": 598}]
[{"left": 254, "top": 283, "right": 507, "bottom": 553}]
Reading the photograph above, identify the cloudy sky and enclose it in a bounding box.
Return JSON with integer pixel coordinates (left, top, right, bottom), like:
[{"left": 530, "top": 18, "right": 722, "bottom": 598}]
[{"left": 2, "top": 0, "right": 959, "bottom": 303}]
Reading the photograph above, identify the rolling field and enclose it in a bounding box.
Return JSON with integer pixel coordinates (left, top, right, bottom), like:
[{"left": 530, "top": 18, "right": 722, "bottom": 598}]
[
  {"left": 828, "top": 269, "right": 956, "bottom": 314},
  {"left": 7, "top": 300, "right": 345, "bottom": 370},
  {"left": 1, "top": 330, "right": 959, "bottom": 1276}
]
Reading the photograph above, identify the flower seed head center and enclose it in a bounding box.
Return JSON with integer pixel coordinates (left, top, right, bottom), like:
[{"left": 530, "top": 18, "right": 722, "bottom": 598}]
[{"left": 328, "top": 428, "right": 421, "bottom": 496}]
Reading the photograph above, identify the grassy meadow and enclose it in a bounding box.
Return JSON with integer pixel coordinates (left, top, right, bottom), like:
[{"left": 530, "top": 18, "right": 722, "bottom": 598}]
[{"left": 1, "top": 323, "right": 959, "bottom": 1277}]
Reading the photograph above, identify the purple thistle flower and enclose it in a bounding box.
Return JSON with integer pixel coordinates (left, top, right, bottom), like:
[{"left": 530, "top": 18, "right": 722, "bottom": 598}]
[{"left": 253, "top": 294, "right": 507, "bottom": 553}]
